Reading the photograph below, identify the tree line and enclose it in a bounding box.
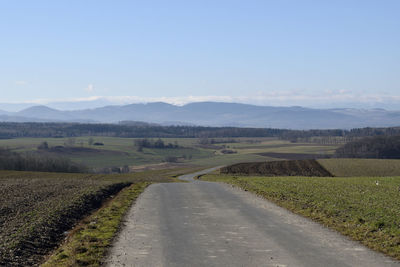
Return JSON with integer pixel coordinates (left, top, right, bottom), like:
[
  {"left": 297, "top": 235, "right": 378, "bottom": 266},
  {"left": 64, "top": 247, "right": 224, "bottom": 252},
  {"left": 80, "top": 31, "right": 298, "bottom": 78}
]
[
  {"left": 0, "top": 148, "right": 87, "bottom": 173},
  {"left": 133, "top": 138, "right": 179, "bottom": 151},
  {"left": 335, "top": 135, "right": 400, "bottom": 159},
  {"left": 1, "top": 122, "right": 400, "bottom": 140}
]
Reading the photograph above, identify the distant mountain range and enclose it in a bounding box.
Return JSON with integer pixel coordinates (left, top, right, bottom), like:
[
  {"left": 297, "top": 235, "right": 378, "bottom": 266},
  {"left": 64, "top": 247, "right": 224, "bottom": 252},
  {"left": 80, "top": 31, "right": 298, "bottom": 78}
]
[{"left": 1, "top": 102, "right": 400, "bottom": 129}]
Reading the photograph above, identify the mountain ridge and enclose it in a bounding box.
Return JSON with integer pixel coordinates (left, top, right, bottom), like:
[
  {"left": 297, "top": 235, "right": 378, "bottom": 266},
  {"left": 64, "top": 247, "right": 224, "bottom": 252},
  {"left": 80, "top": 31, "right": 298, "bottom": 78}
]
[{"left": 1, "top": 102, "right": 400, "bottom": 129}]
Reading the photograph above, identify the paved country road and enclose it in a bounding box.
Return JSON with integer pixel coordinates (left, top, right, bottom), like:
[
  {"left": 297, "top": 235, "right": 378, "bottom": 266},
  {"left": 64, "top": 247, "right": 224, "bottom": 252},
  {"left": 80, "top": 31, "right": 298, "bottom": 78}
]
[{"left": 106, "top": 168, "right": 399, "bottom": 267}]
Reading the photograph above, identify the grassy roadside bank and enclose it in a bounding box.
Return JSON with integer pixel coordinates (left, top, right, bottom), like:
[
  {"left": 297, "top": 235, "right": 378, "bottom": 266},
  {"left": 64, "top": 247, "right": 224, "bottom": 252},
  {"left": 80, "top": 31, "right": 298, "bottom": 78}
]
[
  {"left": 201, "top": 174, "right": 400, "bottom": 260},
  {"left": 42, "top": 182, "right": 150, "bottom": 267},
  {"left": 41, "top": 167, "right": 197, "bottom": 266}
]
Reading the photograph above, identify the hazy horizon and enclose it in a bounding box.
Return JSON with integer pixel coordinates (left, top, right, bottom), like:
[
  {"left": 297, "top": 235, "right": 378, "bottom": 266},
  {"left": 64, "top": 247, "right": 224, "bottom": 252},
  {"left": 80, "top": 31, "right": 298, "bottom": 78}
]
[{"left": 1, "top": 97, "right": 400, "bottom": 113}]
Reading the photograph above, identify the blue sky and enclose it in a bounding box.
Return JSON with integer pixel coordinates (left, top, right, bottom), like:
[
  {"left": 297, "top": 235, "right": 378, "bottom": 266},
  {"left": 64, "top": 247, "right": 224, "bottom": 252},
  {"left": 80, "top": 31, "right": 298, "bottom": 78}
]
[{"left": 0, "top": 0, "right": 399, "bottom": 109}]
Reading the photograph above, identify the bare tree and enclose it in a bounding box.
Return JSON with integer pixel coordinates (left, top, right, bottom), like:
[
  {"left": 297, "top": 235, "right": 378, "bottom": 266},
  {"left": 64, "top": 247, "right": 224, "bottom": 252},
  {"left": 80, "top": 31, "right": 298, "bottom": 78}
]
[{"left": 88, "top": 137, "right": 94, "bottom": 146}]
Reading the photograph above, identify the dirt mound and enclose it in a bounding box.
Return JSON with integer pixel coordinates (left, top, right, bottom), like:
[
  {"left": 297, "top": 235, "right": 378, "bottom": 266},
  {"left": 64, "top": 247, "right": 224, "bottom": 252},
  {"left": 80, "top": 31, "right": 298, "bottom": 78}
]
[{"left": 220, "top": 159, "right": 333, "bottom": 177}]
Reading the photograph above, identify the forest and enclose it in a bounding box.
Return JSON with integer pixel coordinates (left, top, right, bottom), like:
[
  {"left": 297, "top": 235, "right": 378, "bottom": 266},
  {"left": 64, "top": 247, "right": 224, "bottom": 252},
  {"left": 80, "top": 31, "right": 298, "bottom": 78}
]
[
  {"left": 1, "top": 122, "right": 400, "bottom": 140},
  {"left": 335, "top": 135, "right": 400, "bottom": 159}
]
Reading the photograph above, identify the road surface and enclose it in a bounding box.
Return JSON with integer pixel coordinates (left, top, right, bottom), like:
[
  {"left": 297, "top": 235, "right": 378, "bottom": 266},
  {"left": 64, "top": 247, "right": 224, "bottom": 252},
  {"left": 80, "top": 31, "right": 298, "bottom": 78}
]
[{"left": 106, "top": 168, "right": 399, "bottom": 267}]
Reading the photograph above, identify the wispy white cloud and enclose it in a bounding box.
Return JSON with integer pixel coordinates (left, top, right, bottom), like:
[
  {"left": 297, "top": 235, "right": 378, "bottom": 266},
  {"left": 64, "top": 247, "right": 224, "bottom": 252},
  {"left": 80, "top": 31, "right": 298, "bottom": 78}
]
[
  {"left": 84, "top": 84, "right": 94, "bottom": 93},
  {"left": 99, "top": 91, "right": 400, "bottom": 107},
  {"left": 98, "top": 91, "right": 400, "bottom": 109},
  {"left": 7, "top": 90, "right": 400, "bottom": 110},
  {"left": 15, "top": 80, "right": 28, "bottom": 86}
]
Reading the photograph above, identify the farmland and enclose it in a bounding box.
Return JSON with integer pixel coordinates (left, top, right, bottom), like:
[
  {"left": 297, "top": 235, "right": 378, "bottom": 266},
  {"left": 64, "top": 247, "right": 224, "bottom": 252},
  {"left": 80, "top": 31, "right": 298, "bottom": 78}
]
[
  {"left": 220, "top": 159, "right": 333, "bottom": 177},
  {"left": 0, "top": 169, "right": 186, "bottom": 266},
  {"left": 0, "top": 136, "right": 339, "bottom": 170},
  {"left": 219, "top": 158, "right": 400, "bottom": 177},
  {"left": 4, "top": 134, "right": 400, "bottom": 264},
  {"left": 0, "top": 136, "right": 341, "bottom": 265},
  {"left": 318, "top": 158, "right": 400, "bottom": 177},
  {"left": 0, "top": 137, "right": 213, "bottom": 169},
  {"left": 200, "top": 173, "right": 400, "bottom": 260},
  {"left": 42, "top": 182, "right": 150, "bottom": 267}
]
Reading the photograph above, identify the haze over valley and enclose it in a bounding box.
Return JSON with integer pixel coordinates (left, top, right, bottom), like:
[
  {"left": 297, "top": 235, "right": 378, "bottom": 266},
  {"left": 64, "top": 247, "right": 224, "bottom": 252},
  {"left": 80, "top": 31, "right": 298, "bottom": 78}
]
[{"left": 1, "top": 101, "right": 400, "bottom": 129}]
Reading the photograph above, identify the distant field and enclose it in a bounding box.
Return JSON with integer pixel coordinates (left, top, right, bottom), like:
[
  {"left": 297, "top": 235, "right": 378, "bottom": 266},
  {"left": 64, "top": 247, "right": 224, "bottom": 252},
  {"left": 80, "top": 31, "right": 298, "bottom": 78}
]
[
  {"left": 189, "top": 152, "right": 273, "bottom": 166},
  {"left": 201, "top": 174, "right": 400, "bottom": 260},
  {"left": 0, "top": 137, "right": 213, "bottom": 169},
  {"left": 318, "top": 158, "right": 400, "bottom": 177},
  {"left": 0, "top": 137, "right": 339, "bottom": 169},
  {"left": 231, "top": 140, "right": 337, "bottom": 155},
  {"left": 0, "top": 169, "right": 184, "bottom": 266}
]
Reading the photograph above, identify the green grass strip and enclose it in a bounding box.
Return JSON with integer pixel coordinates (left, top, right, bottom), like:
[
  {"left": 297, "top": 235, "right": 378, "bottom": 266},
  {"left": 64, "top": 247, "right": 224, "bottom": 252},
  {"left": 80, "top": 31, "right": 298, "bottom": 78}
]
[{"left": 41, "top": 182, "right": 150, "bottom": 267}]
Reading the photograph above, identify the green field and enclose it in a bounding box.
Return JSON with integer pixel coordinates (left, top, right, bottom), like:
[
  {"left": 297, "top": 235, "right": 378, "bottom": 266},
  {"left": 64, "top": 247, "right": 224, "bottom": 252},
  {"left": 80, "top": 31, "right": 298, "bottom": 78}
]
[
  {"left": 201, "top": 173, "right": 400, "bottom": 260},
  {"left": 318, "top": 158, "right": 400, "bottom": 177},
  {"left": 234, "top": 144, "right": 336, "bottom": 155},
  {"left": 0, "top": 137, "right": 339, "bottom": 169},
  {"left": 0, "top": 137, "right": 213, "bottom": 169}
]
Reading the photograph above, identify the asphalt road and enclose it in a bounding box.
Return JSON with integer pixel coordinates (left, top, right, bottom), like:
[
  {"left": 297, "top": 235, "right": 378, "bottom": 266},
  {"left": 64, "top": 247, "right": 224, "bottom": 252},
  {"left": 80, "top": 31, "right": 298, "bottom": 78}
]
[{"left": 106, "top": 168, "right": 399, "bottom": 267}]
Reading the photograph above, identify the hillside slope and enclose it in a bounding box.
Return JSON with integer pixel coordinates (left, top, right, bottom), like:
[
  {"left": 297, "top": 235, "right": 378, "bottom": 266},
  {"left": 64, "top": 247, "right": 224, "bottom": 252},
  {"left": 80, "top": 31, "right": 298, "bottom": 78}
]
[{"left": 1, "top": 102, "right": 400, "bottom": 129}]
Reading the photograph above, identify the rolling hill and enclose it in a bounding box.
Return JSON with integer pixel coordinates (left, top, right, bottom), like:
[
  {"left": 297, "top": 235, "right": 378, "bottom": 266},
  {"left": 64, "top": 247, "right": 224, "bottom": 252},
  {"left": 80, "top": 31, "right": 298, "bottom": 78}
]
[{"left": 1, "top": 102, "right": 400, "bottom": 129}]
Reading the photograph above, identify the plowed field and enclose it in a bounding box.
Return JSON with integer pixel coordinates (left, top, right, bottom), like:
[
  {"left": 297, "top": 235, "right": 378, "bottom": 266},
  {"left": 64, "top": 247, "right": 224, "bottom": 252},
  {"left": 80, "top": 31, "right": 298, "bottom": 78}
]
[
  {"left": 0, "top": 170, "right": 179, "bottom": 266},
  {"left": 220, "top": 159, "right": 333, "bottom": 177}
]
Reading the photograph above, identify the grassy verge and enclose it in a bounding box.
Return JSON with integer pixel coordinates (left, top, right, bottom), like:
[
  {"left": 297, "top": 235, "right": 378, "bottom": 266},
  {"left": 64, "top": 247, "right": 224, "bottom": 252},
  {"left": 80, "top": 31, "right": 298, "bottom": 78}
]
[
  {"left": 40, "top": 167, "right": 197, "bottom": 266},
  {"left": 42, "top": 182, "right": 150, "bottom": 267},
  {"left": 201, "top": 174, "right": 400, "bottom": 260}
]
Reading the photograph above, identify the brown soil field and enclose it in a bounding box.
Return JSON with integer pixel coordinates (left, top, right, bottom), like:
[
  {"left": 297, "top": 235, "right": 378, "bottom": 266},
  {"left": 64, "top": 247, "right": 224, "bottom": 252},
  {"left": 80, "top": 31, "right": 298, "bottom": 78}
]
[
  {"left": 0, "top": 169, "right": 179, "bottom": 266},
  {"left": 220, "top": 159, "right": 333, "bottom": 177}
]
